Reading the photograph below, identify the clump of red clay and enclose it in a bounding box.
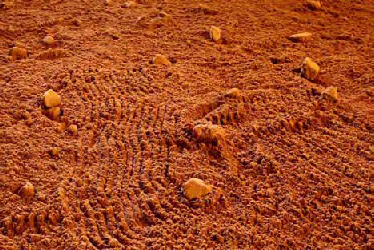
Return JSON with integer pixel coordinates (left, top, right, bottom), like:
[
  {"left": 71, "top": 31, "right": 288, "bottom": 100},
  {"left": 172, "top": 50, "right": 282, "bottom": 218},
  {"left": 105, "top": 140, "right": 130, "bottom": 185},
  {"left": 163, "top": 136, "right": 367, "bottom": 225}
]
[{"left": 0, "top": 0, "right": 373, "bottom": 249}]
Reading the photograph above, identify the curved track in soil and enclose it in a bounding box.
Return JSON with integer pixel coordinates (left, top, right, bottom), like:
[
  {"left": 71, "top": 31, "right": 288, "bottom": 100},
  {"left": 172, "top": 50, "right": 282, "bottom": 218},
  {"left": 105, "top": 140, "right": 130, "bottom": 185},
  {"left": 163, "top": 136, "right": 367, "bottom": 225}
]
[{"left": 0, "top": 0, "right": 373, "bottom": 249}]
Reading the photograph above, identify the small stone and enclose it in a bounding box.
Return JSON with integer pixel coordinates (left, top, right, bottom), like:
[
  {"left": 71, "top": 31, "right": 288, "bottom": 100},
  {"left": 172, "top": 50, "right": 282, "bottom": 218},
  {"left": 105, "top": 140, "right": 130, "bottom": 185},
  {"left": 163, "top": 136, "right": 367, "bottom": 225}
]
[
  {"left": 122, "top": 1, "right": 135, "bottom": 8},
  {"left": 57, "top": 123, "right": 66, "bottom": 133},
  {"left": 301, "top": 57, "right": 320, "bottom": 80},
  {"left": 289, "top": 32, "right": 312, "bottom": 43},
  {"left": 183, "top": 178, "right": 213, "bottom": 200},
  {"left": 43, "top": 35, "right": 54, "bottom": 45},
  {"left": 322, "top": 86, "right": 338, "bottom": 101},
  {"left": 153, "top": 54, "right": 171, "bottom": 66},
  {"left": 209, "top": 26, "right": 221, "bottom": 41},
  {"left": 9, "top": 47, "right": 28, "bottom": 61},
  {"left": 73, "top": 19, "right": 82, "bottom": 26},
  {"left": 26, "top": 117, "right": 34, "bottom": 126},
  {"left": 224, "top": 88, "right": 242, "bottom": 98},
  {"left": 68, "top": 124, "right": 78, "bottom": 135},
  {"left": 43, "top": 89, "right": 61, "bottom": 108},
  {"left": 19, "top": 182, "right": 35, "bottom": 199},
  {"left": 51, "top": 147, "right": 59, "bottom": 156},
  {"left": 306, "top": 0, "right": 321, "bottom": 10},
  {"left": 44, "top": 107, "right": 61, "bottom": 121},
  {"left": 104, "top": 0, "right": 112, "bottom": 6}
]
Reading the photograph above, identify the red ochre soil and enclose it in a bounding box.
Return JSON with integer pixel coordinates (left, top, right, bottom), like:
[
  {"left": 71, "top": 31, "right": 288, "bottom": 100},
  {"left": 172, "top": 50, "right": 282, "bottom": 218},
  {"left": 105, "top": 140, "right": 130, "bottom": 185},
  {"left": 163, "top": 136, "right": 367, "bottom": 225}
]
[{"left": 0, "top": 0, "right": 373, "bottom": 249}]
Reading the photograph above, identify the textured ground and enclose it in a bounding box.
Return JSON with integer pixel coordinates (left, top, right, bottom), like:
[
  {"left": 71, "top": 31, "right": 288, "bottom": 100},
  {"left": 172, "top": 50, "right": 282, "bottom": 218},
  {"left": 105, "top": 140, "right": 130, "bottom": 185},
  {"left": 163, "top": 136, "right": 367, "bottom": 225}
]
[{"left": 0, "top": 0, "right": 373, "bottom": 249}]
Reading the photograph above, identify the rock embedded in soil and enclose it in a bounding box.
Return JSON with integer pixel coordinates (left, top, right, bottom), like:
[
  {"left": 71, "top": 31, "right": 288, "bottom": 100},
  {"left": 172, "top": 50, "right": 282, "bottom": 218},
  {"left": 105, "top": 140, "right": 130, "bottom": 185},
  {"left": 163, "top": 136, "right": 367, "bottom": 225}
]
[
  {"left": 9, "top": 47, "right": 28, "bottom": 61},
  {"left": 322, "top": 86, "right": 338, "bottom": 101},
  {"left": 209, "top": 26, "right": 221, "bottom": 41},
  {"left": 68, "top": 124, "right": 78, "bottom": 135},
  {"left": 183, "top": 178, "right": 213, "bottom": 200},
  {"left": 306, "top": 0, "right": 321, "bottom": 10},
  {"left": 51, "top": 147, "right": 59, "bottom": 156},
  {"left": 301, "top": 57, "right": 320, "bottom": 80},
  {"left": 289, "top": 32, "right": 312, "bottom": 43},
  {"left": 19, "top": 182, "right": 35, "bottom": 199},
  {"left": 43, "top": 89, "right": 61, "bottom": 108},
  {"left": 122, "top": 1, "right": 136, "bottom": 8},
  {"left": 43, "top": 35, "right": 55, "bottom": 45},
  {"left": 153, "top": 54, "right": 172, "bottom": 66}
]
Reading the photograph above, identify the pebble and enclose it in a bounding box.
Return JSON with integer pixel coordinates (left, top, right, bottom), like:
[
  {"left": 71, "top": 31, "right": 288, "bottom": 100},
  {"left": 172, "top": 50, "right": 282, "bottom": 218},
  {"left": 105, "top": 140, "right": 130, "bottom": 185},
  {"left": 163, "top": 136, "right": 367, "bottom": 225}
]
[
  {"left": 306, "top": 0, "right": 321, "bottom": 10},
  {"left": 153, "top": 54, "right": 172, "bottom": 66},
  {"left": 51, "top": 147, "right": 59, "bottom": 156},
  {"left": 322, "top": 86, "right": 338, "bottom": 101},
  {"left": 301, "top": 57, "right": 320, "bottom": 80},
  {"left": 68, "top": 124, "right": 78, "bottom": 135},
  {"left": 183, "top": 178, "right": 213, "bottom": 200},
  {"left": 210, "top": 26, "right": 221, "bottom": 41},
  {"left": 43, "top": 35, "right": 54, "bottom": 45},
  {"left": 224, "top": 88, "right": 242, "bottom": 98},
  {"left": 19, "top": 182, "right": 35, "bottom": 199},
  {"left": 289, "top": 32, "right": 312, "bottom": 42},
  {"left": 44, "top": 89, "right": 61, "bottom": 108}
]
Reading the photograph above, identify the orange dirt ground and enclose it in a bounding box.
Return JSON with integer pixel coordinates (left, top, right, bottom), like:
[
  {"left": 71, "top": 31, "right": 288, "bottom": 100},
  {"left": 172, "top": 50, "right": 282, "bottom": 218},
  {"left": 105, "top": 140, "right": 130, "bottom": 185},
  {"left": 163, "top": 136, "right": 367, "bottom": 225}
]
[{"left": 0, "top": 0, "right": 373, "bottom": 249}]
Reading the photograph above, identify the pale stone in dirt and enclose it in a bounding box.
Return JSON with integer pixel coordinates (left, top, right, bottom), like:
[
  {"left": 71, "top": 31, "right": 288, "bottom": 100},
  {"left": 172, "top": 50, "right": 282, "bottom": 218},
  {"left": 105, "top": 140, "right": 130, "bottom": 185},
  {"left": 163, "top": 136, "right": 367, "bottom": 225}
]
[
  {"left": 183, "top": 178, "right": 213, "bottom": 200},
  {"left": 301, "top": 57, "right": 320, "bottom": 80},
  {"left": 51, "top": 147, "right": 59, "bottom": 156},
  {"left": 123, "top": 1, "right": 136, "bottom": 8},
  {"left": 44, "top": 89, "right": 61, "bottom": 108},
  {"left": 322, "top": 86, "right": 338, "bottom": 101},
  {"left": 43, "top": 35, "right": 54, "bottom": 45},
  {"left": 68, "top": 124, "right": 78, "bottom": 135},
  {"left": 289, "top": 32, "right": 312, "bottom": 42},
  {"left": 19, "top": 182, "right": 35, "bottom": 199},
  {"left": 153, "top": 54, "right": 171, "bottom": 66},
  {"left": 306, "top": 0, "right": 321, "bottom": 10},
  {"left": 210, "top": 26, "right": 221, "bottom": 41}
]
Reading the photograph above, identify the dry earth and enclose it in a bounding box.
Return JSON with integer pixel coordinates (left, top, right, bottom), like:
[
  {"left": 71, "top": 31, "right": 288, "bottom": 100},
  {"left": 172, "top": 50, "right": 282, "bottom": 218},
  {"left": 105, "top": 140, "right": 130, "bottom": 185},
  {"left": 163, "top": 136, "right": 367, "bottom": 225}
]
[{"left": 0, "top": 0, "right": 373, "bottom": 249}]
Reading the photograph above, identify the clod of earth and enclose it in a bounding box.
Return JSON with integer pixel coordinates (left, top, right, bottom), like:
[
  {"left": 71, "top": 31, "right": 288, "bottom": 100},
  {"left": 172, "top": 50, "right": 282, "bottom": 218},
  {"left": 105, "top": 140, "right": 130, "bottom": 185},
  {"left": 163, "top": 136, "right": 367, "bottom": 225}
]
[
  {"left": 193, "top": 122, "right": 225, "bottom": 145},
  {"left": 43, "top": 89, "right": 61, "bottom": 108},
  {"left": 183, "top": 178, "right": 213, "bottom": 200},
  {"left": 306, "top": 0, "right": 321, "bottom": 10},
  {"left": 153, "top": 54, "right": 172, "bottom": 66},
  {"left": 210, "top": 26, "right": 221, "bottom": 41},
  {"left": 322, "top": 86, "right": 338, "bottom": 101},
  {"left": 68, "top": 124, "right": 78, "bottom": 135},
  {"left": 19, "top": 182, "right": 35, "bottom": 199},
  {"left": 43, "top": 35, "right": 55, "bottom": 45},
  {"left": 301, "top": 57, "right": 320, "bottom": 80},
  {"left": 104, "top": 0, "right": 112, "bottom": 6},
  {"left": 9, "top": 47, "right": 28, "bottom": 61},
  {"left": 289, "top": 32, "right": 312, "bottom": 43}
]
